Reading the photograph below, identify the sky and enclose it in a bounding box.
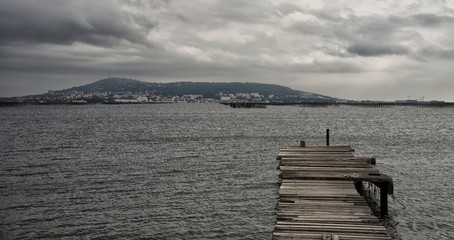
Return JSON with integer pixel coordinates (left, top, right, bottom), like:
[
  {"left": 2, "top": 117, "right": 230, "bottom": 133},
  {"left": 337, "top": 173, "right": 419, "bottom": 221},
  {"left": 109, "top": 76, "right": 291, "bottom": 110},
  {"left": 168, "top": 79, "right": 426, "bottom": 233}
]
[{"left": 1, "top": 0, "right": 454, "bottom": 101}]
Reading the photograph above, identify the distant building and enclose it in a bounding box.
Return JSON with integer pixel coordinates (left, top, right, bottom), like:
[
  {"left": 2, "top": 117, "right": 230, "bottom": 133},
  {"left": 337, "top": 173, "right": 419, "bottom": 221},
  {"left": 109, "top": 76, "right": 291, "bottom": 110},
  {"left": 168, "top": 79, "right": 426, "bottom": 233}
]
[
  {"left": 181, "top": 95, "right": 203, "bottom": 102},
  {"left": 137, "top": 96, "right": 148, "bottom": 102},
  {"left": 235, "top": 93, "right": 251, "bottom": 99},
  {"left": 220, "top": 96, "right": 231, "bottom": 102}
]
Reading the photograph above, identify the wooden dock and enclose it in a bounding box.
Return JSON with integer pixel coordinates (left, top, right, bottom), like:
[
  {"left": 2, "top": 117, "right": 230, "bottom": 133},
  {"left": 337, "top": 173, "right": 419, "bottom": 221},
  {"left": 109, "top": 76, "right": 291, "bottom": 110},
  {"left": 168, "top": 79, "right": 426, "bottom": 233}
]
[{"left": 274, "top": 141, "right": 393, "bottom": 240}]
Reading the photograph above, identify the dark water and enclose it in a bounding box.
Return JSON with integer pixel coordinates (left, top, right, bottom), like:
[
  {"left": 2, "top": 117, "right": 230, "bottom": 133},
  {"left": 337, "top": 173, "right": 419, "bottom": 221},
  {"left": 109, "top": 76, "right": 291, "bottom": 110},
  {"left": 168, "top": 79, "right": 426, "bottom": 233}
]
[{"left": 0, "top": 104, "right": 453, "bottom": 239}]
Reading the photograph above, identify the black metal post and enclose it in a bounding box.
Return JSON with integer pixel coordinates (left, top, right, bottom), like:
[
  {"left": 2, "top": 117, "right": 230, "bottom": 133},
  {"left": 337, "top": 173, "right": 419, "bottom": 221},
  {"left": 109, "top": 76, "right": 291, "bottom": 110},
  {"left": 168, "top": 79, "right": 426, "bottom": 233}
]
[{"left": 326, "top": 129, "right": 330, "bottom": 146}]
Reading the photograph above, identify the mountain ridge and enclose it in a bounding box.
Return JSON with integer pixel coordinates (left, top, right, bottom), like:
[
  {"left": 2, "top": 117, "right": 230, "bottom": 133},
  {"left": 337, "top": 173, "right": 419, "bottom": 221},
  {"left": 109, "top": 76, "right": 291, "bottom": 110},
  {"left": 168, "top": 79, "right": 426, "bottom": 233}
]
[
  {"left": 59, "top": 77, "right": 335, "bottom": 100},
  {"left": 1, "top": 78, "right": 338, "bottom": 103}
]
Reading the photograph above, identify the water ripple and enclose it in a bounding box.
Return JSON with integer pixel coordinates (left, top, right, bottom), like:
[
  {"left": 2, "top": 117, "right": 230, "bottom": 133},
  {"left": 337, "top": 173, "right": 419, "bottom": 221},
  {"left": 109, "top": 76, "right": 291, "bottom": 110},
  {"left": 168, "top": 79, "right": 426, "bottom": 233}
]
[{"left": 1, "top": 104, "right": 453, "bottom": 239}]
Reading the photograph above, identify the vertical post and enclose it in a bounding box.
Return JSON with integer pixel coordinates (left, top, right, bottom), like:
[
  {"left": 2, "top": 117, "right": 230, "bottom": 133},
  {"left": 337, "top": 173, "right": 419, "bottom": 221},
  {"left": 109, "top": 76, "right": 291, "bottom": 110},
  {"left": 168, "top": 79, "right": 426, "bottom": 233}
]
[
  {"left": 326, "top": 129, "right": 330, "bottom": 146},
  {"left": 300, "top": 140, "right": 306, "bottom": 147},
  {"left": 379, "top": 183, "right": 389, "bottom": 217}
]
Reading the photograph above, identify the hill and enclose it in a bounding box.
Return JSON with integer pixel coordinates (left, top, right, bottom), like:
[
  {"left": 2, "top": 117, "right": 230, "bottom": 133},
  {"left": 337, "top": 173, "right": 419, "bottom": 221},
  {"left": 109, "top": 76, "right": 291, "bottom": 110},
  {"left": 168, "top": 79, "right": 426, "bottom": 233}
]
[
  {"left": 59, "top": 77, "right": 335, "bottom": 101},
  {"left": 0, "top": 78, "right": 338, "bottom": 103}
]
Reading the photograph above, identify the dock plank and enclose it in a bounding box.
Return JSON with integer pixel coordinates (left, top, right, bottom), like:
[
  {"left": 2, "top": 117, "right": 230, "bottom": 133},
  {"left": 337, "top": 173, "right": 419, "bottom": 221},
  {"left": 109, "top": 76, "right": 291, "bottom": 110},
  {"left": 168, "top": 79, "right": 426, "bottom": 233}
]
[{"left": 273, "top": 143, "right": 393, "bottom": 240}]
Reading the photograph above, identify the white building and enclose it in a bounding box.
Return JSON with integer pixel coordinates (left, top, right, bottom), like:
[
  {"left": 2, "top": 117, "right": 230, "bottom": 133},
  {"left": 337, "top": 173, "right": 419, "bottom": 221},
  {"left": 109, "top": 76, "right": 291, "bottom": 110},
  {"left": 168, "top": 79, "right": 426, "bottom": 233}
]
[
  {"left": 137, "top": 96, "right": 148, "bottom": 102},
  {"left": 220, "top": 96, "right": 232, "bottom": 102}
]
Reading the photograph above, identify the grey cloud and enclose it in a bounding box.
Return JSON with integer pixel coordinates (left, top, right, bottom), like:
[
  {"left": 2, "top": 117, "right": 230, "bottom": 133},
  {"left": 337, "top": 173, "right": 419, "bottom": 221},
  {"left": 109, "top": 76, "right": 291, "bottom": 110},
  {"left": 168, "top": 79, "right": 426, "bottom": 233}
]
[
  {"left": 289, "top": 23, "right": 329, "bottom": 36},
  {"left": 2, "top": 0, "right": 454, "bottom": 101},
  {"left": 411, "top": 13, "right": 454, "bottom": 26},
  {"left": 347, "top": 42, "right": 410, "bottom": 56},
  {"left": 339, "top": 16, "right": 402, "bottom": 40},
  {"left": 308, "top": 61, "right": 362, "bottom": 73},
  {"left": 333, "top": 15, "right": 416, "bottom": 57},
  {"left": 212, "top": 1, "right": 273, "bottom": 23},
  {"left": 0, "top": 0, "right": 156, "bottom": 46},
  {"left": 275, "top": 3, "right": 305, "bottom": 15},
  {"left": 418, "top": 46, "right": 454, "bottom": 59},
  {"left": 278, "top": 9, "right": 411, "bottom": 57},
  {"left": 284, "top": 10, "right": 454, "bottom": 58}
]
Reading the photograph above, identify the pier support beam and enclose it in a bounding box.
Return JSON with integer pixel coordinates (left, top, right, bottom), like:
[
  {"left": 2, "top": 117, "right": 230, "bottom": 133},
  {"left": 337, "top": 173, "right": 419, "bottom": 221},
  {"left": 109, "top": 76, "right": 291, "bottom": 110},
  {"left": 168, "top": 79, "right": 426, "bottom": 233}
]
[{"left": 377, "top": 182, "right": 389, "bottom": 217}]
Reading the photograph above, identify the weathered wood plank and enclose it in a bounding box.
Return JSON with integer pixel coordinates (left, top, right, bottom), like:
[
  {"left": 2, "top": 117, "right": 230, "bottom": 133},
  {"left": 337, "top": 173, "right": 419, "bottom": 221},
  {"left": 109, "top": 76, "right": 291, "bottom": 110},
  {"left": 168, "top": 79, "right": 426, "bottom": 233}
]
[
  {"left": 278, "top": 156, "right": 375, "bottom": 163},
  {"left": 273, "top": 142, "right": 393, "bottom": 239},
  {"left": 280, "top": 166, "right": 380, "bottom": 173},
  {"left": 273, "top": 231, "right": 391, "bottom": 240},
  {"left": 282, "top": 146, "right": 352, "bottom": 150},
  {"left": 278, "top": 153, "right": 355, "bottom": 158}
]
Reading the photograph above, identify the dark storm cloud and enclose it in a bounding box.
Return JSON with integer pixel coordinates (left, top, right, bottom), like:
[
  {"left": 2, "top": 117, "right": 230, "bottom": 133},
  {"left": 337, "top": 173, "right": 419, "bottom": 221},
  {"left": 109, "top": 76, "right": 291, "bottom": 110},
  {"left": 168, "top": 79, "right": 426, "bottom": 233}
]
[
  {"left": 278, "top": 9, "right": 413, "bottom": 57},
  {"left": 1, "top": 0, "right": 454, "bottom": 101},
  {"left": 0, "top": 0, "right": 156, "bottom": 46},
  {"left": 342, "top": 13, "right": 454, "bottom": 59},
  {"left": 347, "top": 42, "right": 410, "bottom": 56},
  {"left": 279, "top": 9, "right": 454, "bottom": 58},
  {"left": 411, "top": 13, "right": 454, "bottom": 26},
  {"left": 335, "top": 16, "right": 412, "bottom": 57}
]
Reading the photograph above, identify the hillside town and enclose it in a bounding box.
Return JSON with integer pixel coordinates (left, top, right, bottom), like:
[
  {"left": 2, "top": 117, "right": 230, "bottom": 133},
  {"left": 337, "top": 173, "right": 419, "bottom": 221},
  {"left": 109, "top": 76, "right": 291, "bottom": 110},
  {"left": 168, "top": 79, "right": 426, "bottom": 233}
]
[
  {"left": 9, "top": 79, "right": 448, "bottom": 107},
  {"left": 9, "top": 89, "right": 321, "bottom": 105},
  {"left": 0, "top": 78, "right": 338, "bottom": 105}
]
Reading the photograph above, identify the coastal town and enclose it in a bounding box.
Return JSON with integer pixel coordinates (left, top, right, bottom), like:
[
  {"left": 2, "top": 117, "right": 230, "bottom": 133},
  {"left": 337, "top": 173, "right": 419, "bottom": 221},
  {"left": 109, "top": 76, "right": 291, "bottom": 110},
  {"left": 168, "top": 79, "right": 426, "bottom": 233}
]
[
  {"left": 2, "top": 80, "right": 332, "bottom": 105},
  {"left": 14, "top": 90, "right": 304, "bottom": 104},
  {"left": 2, "top": 88, "right": 452, "bottom": 108},
  {"left": 1, "top": 78, "right": 451, "bottom": 107}
]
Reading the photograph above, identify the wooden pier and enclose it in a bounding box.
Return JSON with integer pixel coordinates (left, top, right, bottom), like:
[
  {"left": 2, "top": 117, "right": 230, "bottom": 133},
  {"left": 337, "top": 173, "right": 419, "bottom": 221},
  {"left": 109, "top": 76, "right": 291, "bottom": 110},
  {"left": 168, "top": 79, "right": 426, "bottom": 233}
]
[{"left": 274, "top": 140, "right": 393, "bottom": 240}]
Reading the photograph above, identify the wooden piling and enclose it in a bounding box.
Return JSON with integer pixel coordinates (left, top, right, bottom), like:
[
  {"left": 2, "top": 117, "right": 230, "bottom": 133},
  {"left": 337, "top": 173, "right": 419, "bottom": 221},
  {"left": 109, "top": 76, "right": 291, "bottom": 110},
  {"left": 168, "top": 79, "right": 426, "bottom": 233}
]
[
  {"left": 379, "top": 183, "right": 389, "bottom": 217},
  {"left": 273, "top": 140, "right": 394, "bottom": 239}
]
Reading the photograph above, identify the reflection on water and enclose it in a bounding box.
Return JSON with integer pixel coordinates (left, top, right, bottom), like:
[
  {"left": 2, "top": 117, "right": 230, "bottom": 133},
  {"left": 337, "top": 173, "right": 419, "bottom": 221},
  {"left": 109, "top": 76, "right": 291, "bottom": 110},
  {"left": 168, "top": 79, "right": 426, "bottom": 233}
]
[{"left": 1, "top": 104, "right": 453, "bottom": 239}]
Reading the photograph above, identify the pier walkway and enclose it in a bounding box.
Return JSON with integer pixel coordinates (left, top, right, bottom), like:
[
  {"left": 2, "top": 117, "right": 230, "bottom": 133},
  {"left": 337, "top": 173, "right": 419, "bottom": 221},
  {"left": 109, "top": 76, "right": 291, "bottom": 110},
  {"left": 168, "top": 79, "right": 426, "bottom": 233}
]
[{"left": 273, "top": 141, "right": 393, "bottom": 240}]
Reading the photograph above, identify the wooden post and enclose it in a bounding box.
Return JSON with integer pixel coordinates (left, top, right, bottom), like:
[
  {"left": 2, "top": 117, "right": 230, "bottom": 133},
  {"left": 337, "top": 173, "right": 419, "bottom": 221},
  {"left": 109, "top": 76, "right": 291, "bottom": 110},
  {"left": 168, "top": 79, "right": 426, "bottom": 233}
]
[
  {"left": 379, "top": 183, "right": 389, "bottom": 217},
  {"left": 299, "top": 140, "right": 306, "bottom": 147},
  {"left": 326, "top": 129, "right": 330, "bottom": 146}
]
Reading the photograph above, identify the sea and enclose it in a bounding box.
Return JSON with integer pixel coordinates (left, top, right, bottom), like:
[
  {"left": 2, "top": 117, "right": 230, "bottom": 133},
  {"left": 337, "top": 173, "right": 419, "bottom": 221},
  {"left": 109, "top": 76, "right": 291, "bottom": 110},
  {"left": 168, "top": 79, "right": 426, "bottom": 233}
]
[{"left": 0, "top": 103, "right": 453, "bottom": 240}]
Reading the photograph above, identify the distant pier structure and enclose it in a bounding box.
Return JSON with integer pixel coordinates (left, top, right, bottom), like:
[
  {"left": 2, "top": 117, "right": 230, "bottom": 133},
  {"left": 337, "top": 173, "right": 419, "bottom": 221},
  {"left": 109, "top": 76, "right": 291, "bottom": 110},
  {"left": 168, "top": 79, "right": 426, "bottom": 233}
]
[
  {"left": 221, "top": 102, "right": 266, "bottom": 108},
  {"left": 0, "top": 102, "right": 27, "bottom": 107},
  {"left": 273, "top": 136, "right": 394, "bottom": 239},
  {"left": 345, "top": 100, "right": 454, "bottom": 108},
  {"left": 223, "top": 100, "right": 454, "bottom": 108},
  {"left": 294, "top": 101, "right": 454, "bottom": 107}
]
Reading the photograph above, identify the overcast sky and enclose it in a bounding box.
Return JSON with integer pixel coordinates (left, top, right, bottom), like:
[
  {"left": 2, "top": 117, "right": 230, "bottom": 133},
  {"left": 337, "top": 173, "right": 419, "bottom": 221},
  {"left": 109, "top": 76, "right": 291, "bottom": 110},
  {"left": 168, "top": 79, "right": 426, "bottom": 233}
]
[{"left": 1, "top": 0, "right": 454, "bottom": 100}]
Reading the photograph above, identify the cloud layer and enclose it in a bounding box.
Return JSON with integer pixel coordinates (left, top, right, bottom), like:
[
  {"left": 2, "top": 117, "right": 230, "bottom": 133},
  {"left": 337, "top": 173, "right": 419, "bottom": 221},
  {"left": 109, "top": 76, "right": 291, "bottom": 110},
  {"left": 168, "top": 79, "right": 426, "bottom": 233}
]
[{"left": 1, "top": 0, "right": 454, "bottom": 100}]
